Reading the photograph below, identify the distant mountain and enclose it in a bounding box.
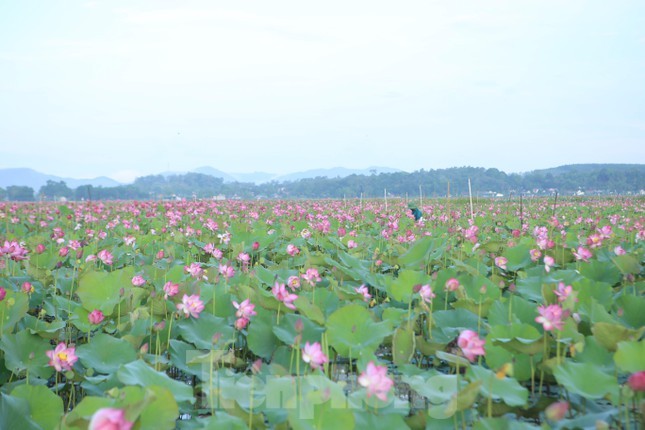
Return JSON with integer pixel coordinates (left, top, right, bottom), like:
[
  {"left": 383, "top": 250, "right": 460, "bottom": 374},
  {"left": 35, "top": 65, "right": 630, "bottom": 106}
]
[
  {"left": 530, "top": 164, "right": 644, "bottom": 176},
  {"left": 229, "top": 171, "right": 276, "bottom": 184},
  {"left": 0, "top": 168, "right": 121, "bottom": 190},
  {"left": 192, "top": 166, "right": 237, "bottom": 183},
  {"left": 188, "top": 166, "right": 405, "bottom": 184},
  {"left": 274, "top": 166, "right": 404, "bottom": 182}
]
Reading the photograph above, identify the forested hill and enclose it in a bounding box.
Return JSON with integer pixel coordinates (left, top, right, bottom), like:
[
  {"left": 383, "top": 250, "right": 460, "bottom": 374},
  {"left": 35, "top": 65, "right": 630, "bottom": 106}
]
[{"left": 1, "top": 164, "right": 643, "bottom": 201}]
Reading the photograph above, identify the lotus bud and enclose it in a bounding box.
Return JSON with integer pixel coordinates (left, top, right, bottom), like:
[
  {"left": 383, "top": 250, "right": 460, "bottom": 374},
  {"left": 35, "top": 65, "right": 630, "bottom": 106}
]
[{"left": 545, "top": 401, "right": 569, "bottom": 421}]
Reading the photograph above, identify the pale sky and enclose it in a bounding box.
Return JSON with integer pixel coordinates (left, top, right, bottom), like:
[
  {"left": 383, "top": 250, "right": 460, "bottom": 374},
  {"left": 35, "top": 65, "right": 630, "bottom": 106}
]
[{"left": 1, "top": 0, "right": 644, "bottom": 183}]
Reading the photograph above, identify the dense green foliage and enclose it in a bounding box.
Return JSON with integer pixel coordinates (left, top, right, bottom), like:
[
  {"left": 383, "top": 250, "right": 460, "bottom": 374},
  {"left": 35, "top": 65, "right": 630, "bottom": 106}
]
[
  {"left": 0, "top": 197, "right": 643, "bottom": 428},
  {"left": 1, "top": 164, "right": 643, "bottom": 201}
]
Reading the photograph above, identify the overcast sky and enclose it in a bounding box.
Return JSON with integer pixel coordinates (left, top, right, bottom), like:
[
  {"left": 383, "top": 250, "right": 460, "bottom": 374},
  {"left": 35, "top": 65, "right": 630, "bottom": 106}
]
[{"left": 1, "top": 0, "right": 643, "bottom": 183}]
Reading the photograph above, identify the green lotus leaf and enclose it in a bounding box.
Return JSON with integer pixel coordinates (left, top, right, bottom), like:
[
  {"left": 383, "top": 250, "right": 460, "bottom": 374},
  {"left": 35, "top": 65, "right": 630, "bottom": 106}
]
[
  {"left": 616, "top": 294, "right": 645, "bottom": 329},
  {"left": 473, "top": 418, "right": 540, "bottom": 430},
  {"left": 611, "top": 254, "right": 642, "bottom": 275},
  {"left": 117, "top": 359, "right": 195, "bottom": 404},
  {"left": 392, "top": 326, "right": 416, "bottom": 366},
  {"left": 354, "top": 411, "right": 410, "bottom": 430},
  {"left": 592, "top": 322, "right": 645, "bottom": 351},
  {"left": 11, "top": 384, "right": 64, "bottom": 430},
  {"left": 573, "top": 336, "right": 614, "bottom": 373},
  {"left": 614, "top": 341, "right": 645, "bottom": 373},
  {"left": 175, "top": 313, "right": 233, "bottom": 350},
  {"left": 0, "top": 330, "right": 54, "bottom": 380},
  {"left": 468, "top": 365, "right": 528, "bottom": 406},
  {"left": 0, "top": 289, "right": 29, "bottom": 334},
  {"left": 432, "top": 309, "right": 480, "bottom": 340},
  {"left": 575, "top": 278, "right": 614, "bottom": 309},
  {"left": 386, "top": 269, "right": 431, "bottom": 303},
  {"left": 23, "top": 314, "right": 66, "bottom": 338},
  {"left": 272, "top": 313, "right": 324, "bottom": 346},
  {"left": 121, "top": 385, "right": 179, "bottom": 430},
  {"left": 287, "top": 376, "right": 354, "bottom": 430},
  {"left": 293, "top": 296, "right": 325, "bottom": 325},
  {"left": 553, "top": 361, "right": 619, "bottom": 400},
  {"left": 76, "top": 268, "right": 133, "bottom": 314},
  {"left": 503, "top": 244, "right": 533, "bottom": 271},
  {"left": 448, "top": 380, "right": 483, "bottom": 413},
  {"left": 398, "top": 236, "right": 438, "bottom": 267},
  {"left": 488, "top": 323, "right": 542, "bottom": 355},
  {"left": 76, "top": 333, "right": 137, "bottom": 374},
  {"left": 247, "top": 307, "right": 280, "bottom": 359},
  {"left": 168, "top": 339, "right": 204, "bottom": 377},
  {"left": 189, "top": 412, "right": 249, "bottom": 429},
  {"left": 0, "top": 393, "right": 41, "bottom": 430},
  {"left": 579, "top": 260, "right": 621, "bottom": 285},
  {"left": 326, "top": 304, "right": 392, "bottom": 357}
]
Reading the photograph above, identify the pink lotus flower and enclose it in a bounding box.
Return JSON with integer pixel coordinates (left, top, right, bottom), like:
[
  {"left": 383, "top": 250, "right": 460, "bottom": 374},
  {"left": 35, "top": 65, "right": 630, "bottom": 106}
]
[
  {"left": 543, "top": 255, "right": 555, "bottom": 272},
  {"left": 35, "top": 244, "right": 46, "bottom": 254},
  {"left": 545, "top": 401, "right": 569, "bottom": 421},
  {"left": 1, "top": 240, "right": 29, "bottom": 261},
  {"left": 355, "top": 285, "right": 371, "bottom": 302},
  {"left": 287, "top": 275, "right": 301, "bottom": 290},
  {"left": 217, "top": 231, "right": 231, "bottom": 245},
  {"left": 176, "top": 294, "right": 205, "bottom": 319},
  {"left": 46, "top": 342, "right": 78, "bottom": 372},
  {"left": 218, "top": 264, "right": 235, "bottom": 279},
  {"left": 302, "top": 341, "right": 328, "bottom": 370},
  {"left": 97, "top": 249, "right": 113, "bottom": 266},
  {"left": 237, "top": 252, "right": 251, "bottom": 264},
  {"left": 347, "top": 240, "right": 358, "bottom": 249},
  {"left": 131, "top": 275, "right": 146, "bottom": 287},
  {"left": 628, "top": 371, "right": 645, "bottom": 392},
  {"left": 22, "top": 282, "right": 34, "bottom": 294},
  {"left": 0, "top": 287, "right": 6, "bottom": 302},
  {"left": 155, "top": 249, "right": 165, "bottom": 260},
  {"left": 232, "top": 299, "right": 256, "bottom": 319},
  {"left": 535, "top": 304, "right": 565, "bottom": 331},
  {"left": 358, "top": 361, "right": 394, "bottom": 401},
  {"left": 286, "top": 244, "right": 300, "bottom": 256},
  {"left": 235, "top": 317, "right": 249, "bottom": 330},
  {"left": 530, "top": 249, "right": 542, "bottom": 262},
  {"left": 463, "top": 225, "right": 479, "bottom": 244},
  {"left": 457, "top": 330, "right": 486, "bottom": 362},
  {"left": 494, "top": 256, "right": 508, "bottom": 270},
  {"left": 89, "top": 407, "right": 133, "bottom": 430},
  {"left": 586, "top": 234, "right": 603, "bottom": 249},
  {"left": 163, "top": 281, "right": 179, "bottom": 299},
  {"left": 88, "top": 309, "right": 105, "bottom": 325},
  {"left": 185, "top": 262, "right": 207, "bottom": 280},
  {"left": 553, "top": 282, "right": 573, "bottom": 303},
  {"left": 301, "top": 268, "right": 321, "bottom": 286},
  {"left": 272, "top": 282, "right": 298, "bottom": 310},
  {"left": 59, "top": 246, "right": 69, "bottom": 257},
  {"left": 418, "top": 284, "right": 435, "bottom": 304},
  {"left": 573, "top": 246, "right": 592, "bottom": 262},
  {"left": 445, "top": 278, "right": 460, "bottom": 292},
  {"left": 614, "top": 246, "right": 626, "bottom": 256}
]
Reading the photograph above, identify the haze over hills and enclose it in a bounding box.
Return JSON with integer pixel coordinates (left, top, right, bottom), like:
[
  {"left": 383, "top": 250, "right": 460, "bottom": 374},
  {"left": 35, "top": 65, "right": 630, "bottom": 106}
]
[
  {"left": 0, "top": 164, "right": 643, "bottom": 200},
  {"left": 273, "top": 166, "right": 403, "bottom": 183},
  {"left": 0, "top": 168, "right": 121, "bottom": 190},
  {"left": 0, "top": 165, "right": 405, "bottom": 188}
]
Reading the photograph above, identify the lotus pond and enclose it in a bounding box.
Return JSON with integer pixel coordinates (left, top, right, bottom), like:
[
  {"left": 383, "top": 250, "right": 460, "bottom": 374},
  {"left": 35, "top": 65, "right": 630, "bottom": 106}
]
[{"left": 0, "top": 197, "right": 643, "bottom": 429}]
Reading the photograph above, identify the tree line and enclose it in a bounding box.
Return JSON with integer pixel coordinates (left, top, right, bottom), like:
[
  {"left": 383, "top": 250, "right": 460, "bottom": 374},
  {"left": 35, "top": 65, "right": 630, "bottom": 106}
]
[{"left": 1, "top": 165, "right": 643, "bottom": 201}]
